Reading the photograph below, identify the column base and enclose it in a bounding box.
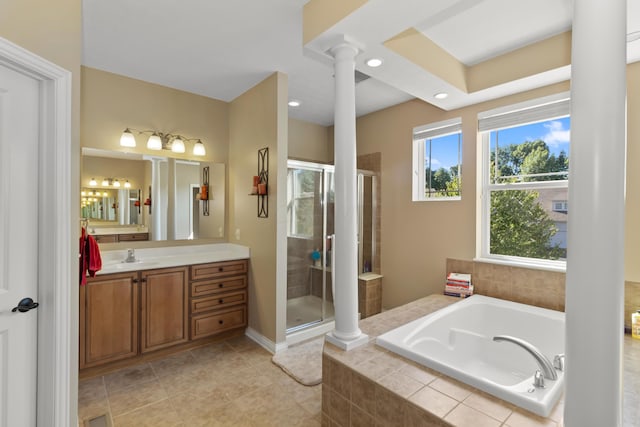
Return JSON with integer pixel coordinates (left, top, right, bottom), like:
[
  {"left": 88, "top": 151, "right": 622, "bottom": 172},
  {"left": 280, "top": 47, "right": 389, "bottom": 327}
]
[{"left": 325, "top": 331, "right": 369, "bottom": 351}]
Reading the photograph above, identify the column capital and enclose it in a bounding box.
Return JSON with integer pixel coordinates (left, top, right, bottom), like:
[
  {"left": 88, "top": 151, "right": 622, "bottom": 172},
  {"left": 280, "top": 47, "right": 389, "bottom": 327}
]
[{"left": 329, "top": 41, "right": 360, "bottom": 59}]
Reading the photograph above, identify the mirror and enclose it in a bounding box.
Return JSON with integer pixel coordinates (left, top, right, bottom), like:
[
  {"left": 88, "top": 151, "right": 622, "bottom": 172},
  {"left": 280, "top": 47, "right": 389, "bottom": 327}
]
[
  {"left": 81, "top": 188, "right": 142, "bottom": 224},
  {"left": 81, "top": 148, "right": 225, "bottom": 241}
]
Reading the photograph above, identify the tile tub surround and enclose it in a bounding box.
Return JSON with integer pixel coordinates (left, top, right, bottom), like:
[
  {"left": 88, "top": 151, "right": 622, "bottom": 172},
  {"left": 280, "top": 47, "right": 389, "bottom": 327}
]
[
  {"left": 322, "top": 294, "right": 640, "bottom": 426},
  {"left": 446, "top": 258, "right": 640, "bottom": 331}
]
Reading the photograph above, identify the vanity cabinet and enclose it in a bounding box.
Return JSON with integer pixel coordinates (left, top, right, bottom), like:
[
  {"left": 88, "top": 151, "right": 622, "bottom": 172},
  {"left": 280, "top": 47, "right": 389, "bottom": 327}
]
[
  {"left": 189, "top": 260, "right": 248, "bottom": 340},
  {"left": 80, "top": 258, "right": 249, "bottom": 373},
  {"left": 118, "top": 232, "right": 149, "bottom": 242},
  {"left": 140, "top": 267, "right": 189, "bottom": 353},
  {"left": 90, "top": 232, "right": 149, "bottom": 244},
  {"left": 79, "top": 272, "right": 139, "bottom": 369}
]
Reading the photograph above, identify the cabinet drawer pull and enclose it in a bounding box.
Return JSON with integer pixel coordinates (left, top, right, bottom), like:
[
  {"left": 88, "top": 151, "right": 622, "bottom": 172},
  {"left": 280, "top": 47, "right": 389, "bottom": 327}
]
[
  {"left": 218, "top": 283, "right": 224, "bottom": 288},
  {"left": 218, "top": 299, "right": 224, "bottom": 304},
  {"left": 218, "top": 267, "right": 224, "bottom": 272},
  {"left": 218, "top": 320, "right": 224, "bottom": 325}
]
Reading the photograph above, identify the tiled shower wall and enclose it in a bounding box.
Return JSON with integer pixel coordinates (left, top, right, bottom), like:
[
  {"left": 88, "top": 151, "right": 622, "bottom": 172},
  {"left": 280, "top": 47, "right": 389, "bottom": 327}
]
[
  {"left": 357, "top": 152, "right": 382, "bottom": 275},
  {"left": 446, "top": 258, "right": 640, "bottom": 330}
]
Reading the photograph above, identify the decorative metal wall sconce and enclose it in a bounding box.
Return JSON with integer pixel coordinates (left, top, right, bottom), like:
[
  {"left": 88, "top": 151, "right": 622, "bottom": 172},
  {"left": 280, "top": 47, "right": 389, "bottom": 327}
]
[
  {"left": 120, "top": 128, "right": 206, "bottom": 156},
  {"left": 254, "top": 147, "right": 268, "bottom": 218},
  {"left": 198, "top": 166, "right": 210, "bottom": 216},
  {"left": 144, "top": 186, "right": 152, "bottom": 215}
]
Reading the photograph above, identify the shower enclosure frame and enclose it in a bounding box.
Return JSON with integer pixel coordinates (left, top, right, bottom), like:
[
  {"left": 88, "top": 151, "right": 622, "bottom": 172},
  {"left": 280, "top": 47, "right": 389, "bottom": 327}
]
[{"left": 286, "top": 159, "right": 377, "bottom": 335}]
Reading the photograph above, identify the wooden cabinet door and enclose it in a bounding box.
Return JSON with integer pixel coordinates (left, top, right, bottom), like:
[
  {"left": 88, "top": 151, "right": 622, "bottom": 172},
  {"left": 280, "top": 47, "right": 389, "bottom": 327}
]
[
  {"left": 80, "top": 272, "right": 139, "bottom": 368},
  {"left": 140, "top": 267, "right": 189, "bottom": 353}
]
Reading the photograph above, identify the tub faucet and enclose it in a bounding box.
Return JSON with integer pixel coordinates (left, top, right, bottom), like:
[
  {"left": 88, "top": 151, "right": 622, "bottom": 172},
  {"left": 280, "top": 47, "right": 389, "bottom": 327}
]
[
  {"left": 125, "top": 248, "right": 136, "bottom": 263},
  {"left": 493, "top": 335, "right": 558, "bottom": 385}
]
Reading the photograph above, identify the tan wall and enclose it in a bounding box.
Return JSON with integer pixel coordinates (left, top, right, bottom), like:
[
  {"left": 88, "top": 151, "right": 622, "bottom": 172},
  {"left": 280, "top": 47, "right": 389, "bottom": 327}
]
[
  {"left": 81, "top": 67, "right": 229, "bottom": 163},
  {"left": 356, "top": 82, "right": 571, "bottom": 309},
  {"left": 626, "top": 62, "right": 640, "bottom": 282},
  {"left": 229, "top": 73, "right": 288, "bottom": 343},
  {"left": 81, "top": 67, "right": 230, "bottom": 241},
  {"left": 288, "top": 118, "right": 332, "bottom": 163}
]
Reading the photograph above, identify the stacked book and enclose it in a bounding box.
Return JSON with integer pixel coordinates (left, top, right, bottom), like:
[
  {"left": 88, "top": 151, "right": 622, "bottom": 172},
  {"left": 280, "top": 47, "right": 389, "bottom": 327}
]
[{"left": 444, "top": 272, "right": 473, "bottom": 298}]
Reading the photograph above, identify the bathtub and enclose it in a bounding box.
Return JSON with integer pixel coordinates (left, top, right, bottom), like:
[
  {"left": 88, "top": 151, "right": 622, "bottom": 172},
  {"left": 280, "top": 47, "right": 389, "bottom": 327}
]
[{"left": 376, "top": 295, "right": 565, "bottom": 417}]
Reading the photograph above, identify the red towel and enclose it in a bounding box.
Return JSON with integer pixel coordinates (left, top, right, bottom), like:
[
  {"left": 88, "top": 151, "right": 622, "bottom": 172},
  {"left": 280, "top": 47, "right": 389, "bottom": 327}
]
[{"left": 79, "top": 228, "right": 102, "bottom": 285}]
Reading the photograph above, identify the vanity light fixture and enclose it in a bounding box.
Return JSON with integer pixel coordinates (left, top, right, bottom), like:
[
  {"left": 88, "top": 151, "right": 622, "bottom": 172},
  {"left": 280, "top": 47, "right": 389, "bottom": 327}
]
[
  {"left": 89, "top": 178, "right": 97, "bottom": 186},
  {"left": 146, "top": 133, "right": 163, "bottom": 150},
  {"left": 113, "top": 179, "right": 121, "bottom": 188},
  {"left": 120, "top": 128, "right": 206, "bottom": 156},
  {"left": 193, "top": 140, "right": 206, "bottom": 156},
  {"left": 101, "top": 178, "right": 109, "bottom": 186},
  {"left": 120, "top": 128, "right": 137, "bottom": 147},
  {"left": 124, "top": 180, "right": 131, "bottom": 189}
]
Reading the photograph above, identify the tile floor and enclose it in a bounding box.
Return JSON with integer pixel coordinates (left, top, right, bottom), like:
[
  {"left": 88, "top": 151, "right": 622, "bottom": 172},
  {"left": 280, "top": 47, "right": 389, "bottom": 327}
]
[{"left": 78, "top": 335, "right": 322, "bottom": 427}]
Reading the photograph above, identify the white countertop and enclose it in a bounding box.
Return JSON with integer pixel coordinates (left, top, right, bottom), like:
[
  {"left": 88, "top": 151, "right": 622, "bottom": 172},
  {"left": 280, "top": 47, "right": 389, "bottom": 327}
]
[
  {"left": 89, "top": 226, "right": 149, "bottom": 236},
  {"left": 97, "top": 243, "right": 250, "bottom": 275}
]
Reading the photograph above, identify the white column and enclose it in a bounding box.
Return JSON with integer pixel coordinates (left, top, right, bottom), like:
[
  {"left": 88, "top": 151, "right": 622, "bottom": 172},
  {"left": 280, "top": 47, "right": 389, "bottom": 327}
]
[
  {"left": 167, "top": 157, "right": 177, "bottom": 240},
  {"left": 565, "top": 1, "right": 626, "bottom": 426},
  {"left": 325, "top": 42, "right": 368, "bottom": 351},
  {"left": 151, "top": 158, "right": 163, "bottom": 240}
]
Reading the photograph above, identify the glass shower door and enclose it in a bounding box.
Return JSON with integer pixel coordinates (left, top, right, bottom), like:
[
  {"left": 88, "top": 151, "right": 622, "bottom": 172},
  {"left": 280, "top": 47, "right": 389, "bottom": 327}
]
[{"left": 286, "top": 161, "right": 335, "bottom": 333}]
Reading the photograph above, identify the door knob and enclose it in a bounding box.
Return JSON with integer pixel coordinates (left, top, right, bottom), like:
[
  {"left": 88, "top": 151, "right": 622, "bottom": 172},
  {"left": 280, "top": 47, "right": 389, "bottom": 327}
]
[{"left": 12, "top": 297, "right": 39, "bottom": 313}]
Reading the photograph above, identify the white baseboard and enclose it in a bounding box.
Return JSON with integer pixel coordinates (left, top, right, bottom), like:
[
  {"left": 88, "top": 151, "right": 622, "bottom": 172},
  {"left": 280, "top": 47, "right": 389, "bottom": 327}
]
[{"left": 245, "top": 327, "right": 288, "bottom": 354}]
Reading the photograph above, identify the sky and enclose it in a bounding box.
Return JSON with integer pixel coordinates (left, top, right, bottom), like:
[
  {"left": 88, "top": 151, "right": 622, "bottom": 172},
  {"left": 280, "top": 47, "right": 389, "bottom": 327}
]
[
  {"left": 426, "top": 116, "right": 571, "bottom": 171},
  {"left": 489, "top": 116, "right": 571, "bottom": 157}
]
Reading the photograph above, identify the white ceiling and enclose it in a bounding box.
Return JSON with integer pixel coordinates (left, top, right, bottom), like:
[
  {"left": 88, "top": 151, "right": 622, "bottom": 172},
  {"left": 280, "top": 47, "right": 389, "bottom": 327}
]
[{"left": 82, "top": 0, "right": 640, "bottom": 127}]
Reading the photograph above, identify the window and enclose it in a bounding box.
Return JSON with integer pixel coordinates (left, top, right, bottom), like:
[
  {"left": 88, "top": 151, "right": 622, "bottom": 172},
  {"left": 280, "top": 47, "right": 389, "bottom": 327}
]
[
  {"left": 479, "top": 93, "right": 570, "bottom": 267},
  {"left": 287, "top": 168, "right": 317, "bottom": 237},
  {"left": 412, "top": 118, "right": 462, "bottom": 201},
  {"left": 552, "top": 201, "right": 568, "bottom": 212}
]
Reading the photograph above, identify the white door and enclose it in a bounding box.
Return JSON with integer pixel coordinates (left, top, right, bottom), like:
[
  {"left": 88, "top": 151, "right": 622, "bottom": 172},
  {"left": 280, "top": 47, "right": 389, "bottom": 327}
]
[{"left": 0, "top": 63, "right": 40, "bottom": 426}]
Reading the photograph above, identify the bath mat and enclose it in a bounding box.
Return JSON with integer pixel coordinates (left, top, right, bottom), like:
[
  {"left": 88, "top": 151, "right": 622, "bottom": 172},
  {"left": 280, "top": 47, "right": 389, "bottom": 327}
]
[{"left": 272, "top": 337, "right": 324, "bottom": 386}]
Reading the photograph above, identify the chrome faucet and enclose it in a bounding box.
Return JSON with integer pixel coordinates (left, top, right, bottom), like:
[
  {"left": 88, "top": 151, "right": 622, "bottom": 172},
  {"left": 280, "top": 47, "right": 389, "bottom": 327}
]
[
  {"left": 125, "top": 248, "right": 136, "bottom": 263},
  {"left": 493, "top": 335, "right": 558, "bottom": 387}
]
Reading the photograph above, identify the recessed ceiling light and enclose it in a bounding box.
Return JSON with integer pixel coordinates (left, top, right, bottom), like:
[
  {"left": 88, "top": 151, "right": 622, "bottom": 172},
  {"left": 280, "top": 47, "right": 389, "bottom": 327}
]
[
  {"left": 365, "top": 58, "right": 383, "bottom": 68},
  {"left": 434, "top": 92, "right": 449, "bottom": 100},
  {"left": 288, "top": 100, "right": 301, "bottom": 107}
]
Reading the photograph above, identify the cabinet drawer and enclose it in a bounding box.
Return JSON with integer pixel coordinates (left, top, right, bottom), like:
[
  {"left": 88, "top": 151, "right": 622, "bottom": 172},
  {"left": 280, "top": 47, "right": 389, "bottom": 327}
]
[
  {"left": 92, "top": 234, "right": 117, "bottom": 244},
  {"left": 118, "top": 233, "right": 149, "bottom": 242},
  {"left": 191, "top": 290, "right": 247, "bottom": 314},
  {"left": 190, "top": 260, "right": 248, "bottom": 281},
  {"left": 190, "top": 276, "right": 246, "bottom": 298},
  {"left": 191, "top": 306, "right": 246, "bottom": 339}
]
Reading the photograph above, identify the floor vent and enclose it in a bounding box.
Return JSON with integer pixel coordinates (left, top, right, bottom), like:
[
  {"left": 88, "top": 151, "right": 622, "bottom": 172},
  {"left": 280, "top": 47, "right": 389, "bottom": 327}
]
[{"left": 85, "top": 414, "right": 111, "bottom": 427}]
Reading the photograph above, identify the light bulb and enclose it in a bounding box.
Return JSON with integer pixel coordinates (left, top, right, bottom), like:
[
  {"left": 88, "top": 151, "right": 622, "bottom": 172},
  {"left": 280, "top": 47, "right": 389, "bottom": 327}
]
[
  {"left": 171, "top": 137, "right": 185, "bottom": 153},
  {"left": 102, "top": 179, "right": 109, "bottom": 186},
  {"left": 113, "top": 179, "right": 121, "bottom": 188},
  {"left": 89, "top": 178, "right": 97, "bottom": 186},
  {"left": 193, "top": 140, "right": 206, "bottom": 156},
  {"left": 124, "top": 180, "right": 131, "bottom": 188},
  {"left": 147, "top": 133, "right": 162, "bottom": 150},
  {"left": 120, "top": 129, "right": 136, "bottom": 148}
]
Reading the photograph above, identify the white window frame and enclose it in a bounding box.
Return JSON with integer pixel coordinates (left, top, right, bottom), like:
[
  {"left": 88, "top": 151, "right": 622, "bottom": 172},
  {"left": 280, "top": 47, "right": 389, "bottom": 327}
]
[
  {"left": 287, "top": 168, "right": 315, "bottom": 238},
  {"left": 478, "top": 92, "right": 570, "bottom": 271},
  {"left": 412, "top": 117, "right": 462, "bottom": 202},
  {"left": 553, "top": 200, "right": 568, "bottom": 212}
]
